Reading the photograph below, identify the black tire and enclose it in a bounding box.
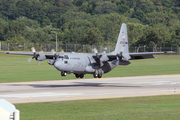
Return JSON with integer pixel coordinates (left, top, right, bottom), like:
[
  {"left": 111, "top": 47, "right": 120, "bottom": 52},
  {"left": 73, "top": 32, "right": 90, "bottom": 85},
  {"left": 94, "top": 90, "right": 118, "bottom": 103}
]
[
  {"left": 93, "top": 70, "right": 98, "bottom": 78},
  {"left": 61, "top": 71, "right": 67, "bottom": 76},
  {"left": 97, "top": 69, "right": 102, "bottom": 78},
  {"left": 80, "top": 74, "right": 84, "bottom": 78},
  {"left": 98, "top": 74, "right": 102, "bottom": 78},
  {"left": 61, "top": 72, "right": 64, "bottom": 76},
  {"left": 75, "top": 74, "right": 79, "bottom": 78}
]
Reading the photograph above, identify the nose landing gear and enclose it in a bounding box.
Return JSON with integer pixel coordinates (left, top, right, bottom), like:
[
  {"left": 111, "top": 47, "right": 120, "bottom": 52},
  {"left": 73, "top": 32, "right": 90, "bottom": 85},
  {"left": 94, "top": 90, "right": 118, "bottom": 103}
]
[{"left": 61, "top": 71, "right": 67, "bottom": 76}]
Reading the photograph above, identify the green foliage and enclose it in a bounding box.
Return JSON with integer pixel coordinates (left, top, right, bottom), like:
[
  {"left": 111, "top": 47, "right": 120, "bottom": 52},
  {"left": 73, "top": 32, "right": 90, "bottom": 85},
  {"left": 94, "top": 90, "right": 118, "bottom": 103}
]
[
  {"left": 82, "top": 27, "right": 103, "bottom": 45},
  {"left": 0, "top": 0, "right": 180, "bottom": 47},
  {"left": 171, "top": 24, "right": 180, "bottom": 47},
  {"left": 135, "top": 26, "right": 171, "bottom": 50},
  {"left": 93, "top": 1, "right": 119, "bottom": 14}
]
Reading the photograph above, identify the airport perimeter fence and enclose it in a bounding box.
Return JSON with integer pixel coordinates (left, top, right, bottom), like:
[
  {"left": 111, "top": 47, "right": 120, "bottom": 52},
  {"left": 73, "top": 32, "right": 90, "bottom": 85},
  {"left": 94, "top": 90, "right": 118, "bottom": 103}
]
[{"left": 0, "top": 42, "right": 179, "bottom": 54}]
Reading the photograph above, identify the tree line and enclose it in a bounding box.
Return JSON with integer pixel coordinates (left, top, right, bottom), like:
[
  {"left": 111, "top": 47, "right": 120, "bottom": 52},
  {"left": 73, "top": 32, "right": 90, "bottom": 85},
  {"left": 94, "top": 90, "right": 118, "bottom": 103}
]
[{"left": 0, "top": 0, "right": 180, "bottom": 49}]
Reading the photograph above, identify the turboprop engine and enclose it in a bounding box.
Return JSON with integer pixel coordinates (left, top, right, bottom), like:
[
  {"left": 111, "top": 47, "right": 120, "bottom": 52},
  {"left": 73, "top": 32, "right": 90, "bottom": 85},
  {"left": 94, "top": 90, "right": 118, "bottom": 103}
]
[{"left": 28, "top": 47, "right": 46, "bottom": 65}]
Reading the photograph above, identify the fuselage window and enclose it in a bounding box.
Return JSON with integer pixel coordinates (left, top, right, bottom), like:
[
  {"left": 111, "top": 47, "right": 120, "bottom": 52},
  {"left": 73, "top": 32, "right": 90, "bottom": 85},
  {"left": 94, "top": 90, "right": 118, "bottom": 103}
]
[{"left": 64, "top": 55, "right": 69, "bottom": 59}]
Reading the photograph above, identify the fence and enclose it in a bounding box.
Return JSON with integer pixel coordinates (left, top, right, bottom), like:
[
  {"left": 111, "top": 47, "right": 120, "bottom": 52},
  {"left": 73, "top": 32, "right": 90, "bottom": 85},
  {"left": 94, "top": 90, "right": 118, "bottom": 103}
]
[{"left": 0, "top": 42, "right": 179, "bottom": 54}]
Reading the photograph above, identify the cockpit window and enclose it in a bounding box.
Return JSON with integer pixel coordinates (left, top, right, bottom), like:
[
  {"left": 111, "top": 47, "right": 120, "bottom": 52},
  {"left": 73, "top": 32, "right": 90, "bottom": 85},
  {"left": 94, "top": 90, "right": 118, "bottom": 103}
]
[
  {"left": 64, "top": 55, "right": 69, "bottom": 59},
  {"left": 58, "top": 56, "right": 64, "bottom": 58}
]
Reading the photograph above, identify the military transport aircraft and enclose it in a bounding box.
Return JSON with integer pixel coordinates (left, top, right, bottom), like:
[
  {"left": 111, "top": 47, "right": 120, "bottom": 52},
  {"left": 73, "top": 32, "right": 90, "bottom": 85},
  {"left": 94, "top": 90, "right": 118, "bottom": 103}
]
[{"left": 5, "top": 23, "right": 174, "bottom": 78}]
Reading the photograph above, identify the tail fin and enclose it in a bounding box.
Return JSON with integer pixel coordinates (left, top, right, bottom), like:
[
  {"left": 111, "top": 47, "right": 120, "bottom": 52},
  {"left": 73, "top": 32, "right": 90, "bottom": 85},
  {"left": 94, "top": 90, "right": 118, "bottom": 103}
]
[{"left": 114, "top": 23, "right": 129, "bottom": 54}]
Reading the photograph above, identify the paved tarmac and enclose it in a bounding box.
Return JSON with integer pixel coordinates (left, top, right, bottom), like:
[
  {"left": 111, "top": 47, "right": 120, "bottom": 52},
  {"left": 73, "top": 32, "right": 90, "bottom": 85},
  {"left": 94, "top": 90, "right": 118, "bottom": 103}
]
[{"left": 0, "top": 74, "right": 180, "bottom": 103}]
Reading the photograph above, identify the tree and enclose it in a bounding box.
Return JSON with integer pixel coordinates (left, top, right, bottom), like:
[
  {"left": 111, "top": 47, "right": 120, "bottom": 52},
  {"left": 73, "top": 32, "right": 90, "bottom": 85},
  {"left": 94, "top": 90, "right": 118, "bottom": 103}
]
[
  {"left": 91, "top": 13, "right": 128, "bottom": 45},
  {"left": 171, "top": 24, "right": 180, "bottom": 47},
  {"left": 0, "top": 0, "right": 19, "bottom": 19},
  {"left": 131, "top": 9, "right": 146, "bottom": 23},
  {"left": 135, "top": 27, "right": 170, "bottom": 51},
  {"left": 4, "top": 20, "right": 27, "bottom": 41},
  {"left": 93, "top": 1, "right": 119, "bottom": 14},
  {"left": 127, "top": 23, "right": 146, "bottom": 46},
  {"left": 82, "top": 27, "right": 103, "bottom": 45},
  {"left": 119, "top": 4, "right": 130, "bottom": 14},
  {"left": 0, "top": 18, "right": 8, "bottom": 41},
  {"left": 145, "top": 11, "right": 178, "bottom": 26}
]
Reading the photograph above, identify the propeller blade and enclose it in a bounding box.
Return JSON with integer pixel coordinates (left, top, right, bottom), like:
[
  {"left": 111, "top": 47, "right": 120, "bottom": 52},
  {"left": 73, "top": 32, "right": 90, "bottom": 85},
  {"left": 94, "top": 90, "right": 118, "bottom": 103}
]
[
  {"left": 31, "top": 47, "right": 36, "bottom": 53},
  {"left": 28, "top": 57, "right": 33, "bottom": 62},
  {"left": 37, "top": 60, "right": 40, "bottom": 65},
  {"left": 102, "top": 51, "right": 106, "bottom": 55},
  {"left": 60, "top": 50, "right": 64, "bottom": 54},
  {"left": 92, "top": 48, "right": 98, "bottom": 54},
  {"left": 51, "top": 49, "right": 56, "bottom": 54}
]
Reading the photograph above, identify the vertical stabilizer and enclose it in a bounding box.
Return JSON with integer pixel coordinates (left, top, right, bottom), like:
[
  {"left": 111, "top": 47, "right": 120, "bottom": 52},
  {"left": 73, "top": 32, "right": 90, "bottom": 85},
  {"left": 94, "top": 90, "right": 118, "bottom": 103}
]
[{"left": 114, "top": 23, "right": 130, "bottom": 60}]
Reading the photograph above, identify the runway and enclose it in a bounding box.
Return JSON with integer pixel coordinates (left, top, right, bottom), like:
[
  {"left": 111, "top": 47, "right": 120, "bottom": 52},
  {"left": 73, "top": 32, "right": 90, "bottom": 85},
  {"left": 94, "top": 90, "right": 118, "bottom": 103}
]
[{"left": 0, "top": 74, "right": 180, "bottom": 103}]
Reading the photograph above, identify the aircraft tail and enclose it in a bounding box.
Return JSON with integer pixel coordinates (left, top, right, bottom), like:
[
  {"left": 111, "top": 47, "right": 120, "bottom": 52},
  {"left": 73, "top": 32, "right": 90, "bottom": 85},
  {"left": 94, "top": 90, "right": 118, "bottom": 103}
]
[
  {"left": 114, "top": 23, "right": 129, "bottom": 54},
  {"left": 114, "top": 23, "right": 130, "bottom": 60}
]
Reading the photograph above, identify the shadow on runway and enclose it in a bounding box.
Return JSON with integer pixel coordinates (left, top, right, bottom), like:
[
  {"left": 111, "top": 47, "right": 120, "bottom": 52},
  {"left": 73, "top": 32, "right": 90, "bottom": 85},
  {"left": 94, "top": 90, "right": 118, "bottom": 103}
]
[{"left": 8, "top": 82, "right": 141, "bottom": 88}]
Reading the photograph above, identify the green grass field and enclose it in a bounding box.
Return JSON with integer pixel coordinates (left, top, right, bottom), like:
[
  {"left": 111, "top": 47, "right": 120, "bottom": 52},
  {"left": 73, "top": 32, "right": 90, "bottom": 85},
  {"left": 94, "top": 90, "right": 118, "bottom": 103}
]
[
  {"left": 0, "top": 52, "right": 180, "bottom": 83},
  {"left": 15, "top": 95, "right": 180, "bottom": 120}
]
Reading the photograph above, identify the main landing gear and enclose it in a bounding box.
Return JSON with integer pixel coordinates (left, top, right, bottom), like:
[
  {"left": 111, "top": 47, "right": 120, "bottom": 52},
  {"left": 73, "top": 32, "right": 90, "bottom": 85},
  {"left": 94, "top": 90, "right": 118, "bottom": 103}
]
[
  {"left": 61, "top": 71, "right": 67, "bottom": 76},
  {"left": 75, "top": 74, "right": 84, "bottom": 78},
  {"left": 93, "top": 69, "right": 103, "bottom": 78}
]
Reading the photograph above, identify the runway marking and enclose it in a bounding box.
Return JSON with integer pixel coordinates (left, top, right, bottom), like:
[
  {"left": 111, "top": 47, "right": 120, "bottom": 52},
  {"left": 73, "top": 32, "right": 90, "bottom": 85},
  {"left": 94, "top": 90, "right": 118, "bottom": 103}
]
[
  {"left": 94, "top": 78, "right": 107, "bottom": 80},
  {"left": 66, "top": 95, "right": 125, "bottom": 98},
  {"left": 20, "top": 82, "right": 32, "bottom": 84},
  {"left": 164, "top": 75, "right": 179, "bottom": 77},
  {"left": 0, "top": 92, "right": 83, "bottom": 98},
  {"left": 143, "top": 91, "right": 180, "bottom": 94}
]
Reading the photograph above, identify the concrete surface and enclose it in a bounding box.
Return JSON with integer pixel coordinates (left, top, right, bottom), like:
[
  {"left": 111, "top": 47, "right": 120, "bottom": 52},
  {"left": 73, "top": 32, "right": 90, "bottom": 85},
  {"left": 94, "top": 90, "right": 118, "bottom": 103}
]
[{"left": 0, "top": 74, "right": 180, "bottom": 103}]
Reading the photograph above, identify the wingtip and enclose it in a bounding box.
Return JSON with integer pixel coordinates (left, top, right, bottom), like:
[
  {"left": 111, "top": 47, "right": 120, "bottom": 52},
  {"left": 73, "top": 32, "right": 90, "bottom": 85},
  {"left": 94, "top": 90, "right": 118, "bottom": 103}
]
[
  {"left": 4, "top": 52, "right": 9, "bottom": 54},
  {"left": 165, "top": 51, "right": 175, "bottom": 54}
]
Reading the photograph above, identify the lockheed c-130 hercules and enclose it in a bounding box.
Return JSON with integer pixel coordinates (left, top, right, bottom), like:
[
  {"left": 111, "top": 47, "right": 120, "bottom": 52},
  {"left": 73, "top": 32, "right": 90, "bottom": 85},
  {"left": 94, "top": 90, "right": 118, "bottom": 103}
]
[{"left": 5, "top": 23, "right": 174, "bottom": 78}]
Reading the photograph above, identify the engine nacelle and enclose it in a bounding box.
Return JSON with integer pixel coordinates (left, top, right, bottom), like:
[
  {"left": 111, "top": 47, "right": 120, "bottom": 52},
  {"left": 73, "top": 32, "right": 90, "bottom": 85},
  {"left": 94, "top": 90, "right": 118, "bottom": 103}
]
[
  {"left": 112, "top": 59, "right": 130, "bottom": 66},
  {"left": 119, "top": 60, "right": 131, "bottom": 65},
  {"left": 48, "top": 60, "right": 55, "bottom": 65},
  {"left": 85, "top": 65, "right": 95, "bottom": 73},
  {"left": 37, "top": 54, "right": 46, "bottom": 61}
]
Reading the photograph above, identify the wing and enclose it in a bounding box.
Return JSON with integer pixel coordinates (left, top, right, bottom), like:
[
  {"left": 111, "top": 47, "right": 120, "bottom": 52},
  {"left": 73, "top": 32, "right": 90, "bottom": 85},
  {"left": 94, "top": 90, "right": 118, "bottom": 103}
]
[
  {"left": 129, "top": 51, "right": 174, "bottom": 60},
  {"left": 106, "top": 51, "right": 174, "bottom": 61},
  {"left": 5, "top": 52, "right": 55, "bottom": 59}
]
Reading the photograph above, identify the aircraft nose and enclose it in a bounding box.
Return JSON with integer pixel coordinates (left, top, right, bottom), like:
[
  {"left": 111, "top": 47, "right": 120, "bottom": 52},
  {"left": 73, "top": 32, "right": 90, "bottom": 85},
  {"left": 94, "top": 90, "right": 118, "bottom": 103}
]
[{"left": 54, "top": 60, "right": 62, "bottom": 71}]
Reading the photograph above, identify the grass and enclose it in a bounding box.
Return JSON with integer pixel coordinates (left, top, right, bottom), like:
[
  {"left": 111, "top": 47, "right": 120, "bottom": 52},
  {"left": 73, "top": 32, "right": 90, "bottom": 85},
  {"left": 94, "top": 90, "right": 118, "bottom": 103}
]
[
  {"left": 0, "top": 52, "right": 180, "bottom": 83},
  {"left": 15, "top": 95, "right": 180, "bottom": 120}
]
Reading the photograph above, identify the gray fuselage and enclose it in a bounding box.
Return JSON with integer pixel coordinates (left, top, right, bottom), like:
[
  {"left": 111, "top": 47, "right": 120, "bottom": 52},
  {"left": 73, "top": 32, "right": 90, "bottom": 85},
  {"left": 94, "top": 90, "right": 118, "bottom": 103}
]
[{"left": 52, "top": 53, "right": 117, "bottom": 75}]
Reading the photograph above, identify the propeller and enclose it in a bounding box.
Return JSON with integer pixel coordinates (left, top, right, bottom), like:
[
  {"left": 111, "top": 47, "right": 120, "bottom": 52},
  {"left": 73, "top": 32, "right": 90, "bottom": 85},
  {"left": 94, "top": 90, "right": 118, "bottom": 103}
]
[
  {"left": 92, "top": 48, "right": 98, "bottom": 54},
  {"left": 116, "top": 45, "right": 130, "bottom": 61},
  {"left": 92, "top": 48, "right": 109, "bottom": 67},
  {"left": 51, "top": 49, "right": 64, "bottom": 60},
  {"left": 28, "top": 47, "right": 46, "bottom": 65},
  {"left": 51, "top": 49, "right": 58, "bottom": 60}
]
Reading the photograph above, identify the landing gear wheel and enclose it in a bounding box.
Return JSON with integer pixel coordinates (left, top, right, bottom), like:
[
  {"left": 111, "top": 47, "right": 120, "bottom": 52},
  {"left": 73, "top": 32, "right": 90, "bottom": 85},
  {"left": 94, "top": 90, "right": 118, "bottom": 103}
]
[
  {"left": 75, "top": 74, "right": 79, "bottom": 78},
  {"left": 61, "top": 71, "right": 67, "bottom": 76},
  {"left": 98, "top": 69, "right": 102, "bottom": 78},
  {"left": 64, "top": 72, "right": 67, "bottom": 76},
  {"left": 79, "top": 74, "right": 84, "bottom": 78},
  {"left": 98, "top": 74, "right": 102, "bottom": 78},
  {"left": 93, "top": 70, "right": 98, "bottom": 78}
]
